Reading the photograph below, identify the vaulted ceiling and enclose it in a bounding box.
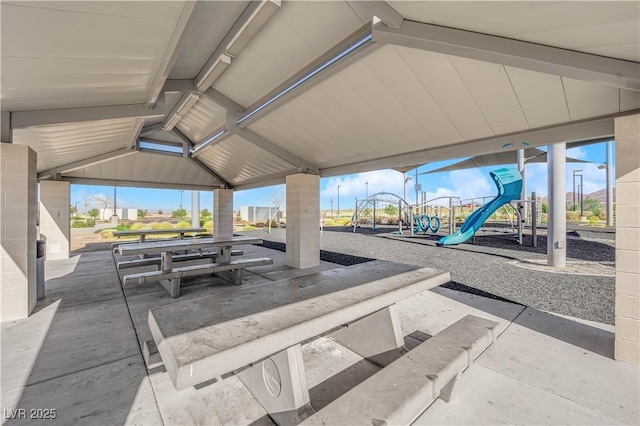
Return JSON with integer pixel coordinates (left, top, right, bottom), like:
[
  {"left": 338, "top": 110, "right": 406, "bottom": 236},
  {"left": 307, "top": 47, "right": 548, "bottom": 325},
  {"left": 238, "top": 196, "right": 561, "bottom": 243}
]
[{"left": 2, "top": 1, "right": 638, "bottom": 190}]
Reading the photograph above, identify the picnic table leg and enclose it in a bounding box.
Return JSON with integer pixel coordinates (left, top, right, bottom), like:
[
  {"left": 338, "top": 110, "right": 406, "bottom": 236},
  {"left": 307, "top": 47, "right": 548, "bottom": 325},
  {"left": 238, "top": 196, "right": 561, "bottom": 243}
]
[
  {"left": 139, "top": 235, "right": 147, "bottom": 259},
  {"left": 235, "top": 344, "right": 314, "bottom": 425},
  {"left": 329, "top": 304, "right": 406, "bottom": 367},
  {"left": 158, "top": 252, "right": 181, "bottom": 298}
]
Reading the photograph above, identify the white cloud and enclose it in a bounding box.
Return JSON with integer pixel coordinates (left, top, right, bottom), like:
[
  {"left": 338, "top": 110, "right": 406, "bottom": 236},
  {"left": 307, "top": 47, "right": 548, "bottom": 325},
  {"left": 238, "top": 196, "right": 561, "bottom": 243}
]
[
  {"left": 525, "top": 162, "right": 607, "bottom": 198},
  {"left": 321, "top": 170, "right": 406, "bottom": 201}
]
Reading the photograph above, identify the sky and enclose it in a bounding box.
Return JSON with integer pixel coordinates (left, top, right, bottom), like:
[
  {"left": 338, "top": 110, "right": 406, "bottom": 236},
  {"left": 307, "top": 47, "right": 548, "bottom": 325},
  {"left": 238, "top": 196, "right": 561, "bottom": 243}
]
[{"left": 70, "top": 141, "right": 614, "bottom": 213}]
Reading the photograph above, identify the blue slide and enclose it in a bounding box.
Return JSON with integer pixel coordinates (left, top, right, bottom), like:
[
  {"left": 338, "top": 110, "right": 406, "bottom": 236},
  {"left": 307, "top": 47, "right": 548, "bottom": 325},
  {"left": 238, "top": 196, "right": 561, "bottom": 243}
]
[{"left": 438, "top": 168, "right": 522, "bottom": 246}]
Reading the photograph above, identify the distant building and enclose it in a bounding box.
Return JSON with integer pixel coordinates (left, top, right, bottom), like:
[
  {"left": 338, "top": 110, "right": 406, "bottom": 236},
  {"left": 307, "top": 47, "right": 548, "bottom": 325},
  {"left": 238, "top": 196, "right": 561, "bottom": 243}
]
[
  {"left": 239, "top": 206, "right": 272, "bottom": 223},
  {"left": 99, "top": 208, "right": 138, "bottom": 221}
]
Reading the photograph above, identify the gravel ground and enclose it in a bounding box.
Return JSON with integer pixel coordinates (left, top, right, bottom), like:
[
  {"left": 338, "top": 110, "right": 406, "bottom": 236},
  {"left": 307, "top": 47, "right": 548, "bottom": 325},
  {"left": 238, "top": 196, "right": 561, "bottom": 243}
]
[{"left": 242, "top": 227, "right": 615, "bottom": 325}]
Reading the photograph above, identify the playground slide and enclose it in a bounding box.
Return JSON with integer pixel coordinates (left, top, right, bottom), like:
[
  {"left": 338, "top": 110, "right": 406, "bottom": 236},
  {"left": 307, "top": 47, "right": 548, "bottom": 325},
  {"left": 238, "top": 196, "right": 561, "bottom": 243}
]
[{"left": 438, "top": 168, "right": 522, "bottom": 246}]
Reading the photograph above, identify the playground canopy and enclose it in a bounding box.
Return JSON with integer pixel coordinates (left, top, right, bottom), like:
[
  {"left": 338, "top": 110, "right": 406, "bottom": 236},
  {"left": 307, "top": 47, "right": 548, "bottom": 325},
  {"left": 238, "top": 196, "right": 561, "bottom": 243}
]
[
  {"left": 1, "top": 1, "right": 638, "bottom": 190},
  {"left": 420, "top": 147, "right": 589, "bottom": 175}
]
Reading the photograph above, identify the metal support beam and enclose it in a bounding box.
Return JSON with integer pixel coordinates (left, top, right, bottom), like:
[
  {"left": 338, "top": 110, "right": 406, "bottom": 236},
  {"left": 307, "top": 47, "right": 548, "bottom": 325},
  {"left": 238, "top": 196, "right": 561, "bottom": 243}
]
[
  {"left": 170, "top": 128, "right": 232, "bottom": 189},
  {"left": 185, "top": 157, "right": 230, "bottom": 189},
  {"left": 146, "top": 1, "right": 198, "bottom": 107},
  {"left": 320, "top": 113, "right": 631, "bottom": 178},
  {"left": 140, "top": 123, "right": 166, "bottom": 136},
  {"left": 37, "top": 147, "right": 136, "bottom": 179},
  {"left": 61, "top": 176, "right": 219, "bottom": 192},
  {"left": 236, "top": 24, "right": 381, "bottom": 128},
  {"left": 373, "top": 20, "right": 640, "bottom": 92},
  {"left": 195, "top": 0, "right": 281, "bottom": 91},
  {"left": 232, "top": 127, "right": 318, "bottom": 173},
  {"left": 346, "top": 1, "right": 403, "bottom": 28},
  {"left": 1, "top": 112, "right": 11, "bottom": 142},
  {"left": 162, "top": 79, "right": 196, "bottom": 94},
  {"left": 233, "top": 170, "right": 298, "bottom": 191},
  {"left": 11, "top": 104, "right": 163, "bottom": 129},
  {"left": 203, "top": 88, "right": 246, "bottom": 115}
]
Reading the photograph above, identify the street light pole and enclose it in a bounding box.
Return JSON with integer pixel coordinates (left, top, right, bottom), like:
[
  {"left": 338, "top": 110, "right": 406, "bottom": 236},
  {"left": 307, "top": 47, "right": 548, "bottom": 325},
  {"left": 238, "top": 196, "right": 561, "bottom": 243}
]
[
  {"left": 365, "top": 181, "right": 368, "bottom": 199},
  {"left": 337, "top": 185, "right": 341, "bottom": 215},
  {"left": 330, "top": 198, "right": 333, "bottom": 218}
]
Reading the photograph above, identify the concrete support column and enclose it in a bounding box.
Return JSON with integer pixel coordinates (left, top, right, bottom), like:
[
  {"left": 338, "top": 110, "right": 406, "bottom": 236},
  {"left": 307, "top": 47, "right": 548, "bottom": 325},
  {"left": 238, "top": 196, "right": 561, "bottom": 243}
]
[
  {"left": 213, "top": 189, "right": 233, "bottom": 238},
  {"left": 191, "top": 191, "right": 200, "bottom": 228},
  {"left": 0, "top": 144, "right": 37, "bottom": 321},
  {"left": 614, "top": 114, "right": 640, "bottom": 365},
  {"left": 547, "top": 143, "right": 566, "bottom": 268},
  {"left": 286, "top": 173, "right": 320, "bottom": 269},
  {"left": 39, "top": 181, "right": 70, "bottom": 260},
  {"left": 606, "top": 141, "right": 614, "bottom": 227}
]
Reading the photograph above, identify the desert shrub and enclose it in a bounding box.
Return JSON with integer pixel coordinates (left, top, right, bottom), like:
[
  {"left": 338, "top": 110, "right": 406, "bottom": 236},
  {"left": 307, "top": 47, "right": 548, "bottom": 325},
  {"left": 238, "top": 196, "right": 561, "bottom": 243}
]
[
  {"left": 131, "top": 222, "right": 146, "bottom": 231},
  {"left": 115, "top": 223, "right": 131, "bottom": 231},
  {"left": 149, "top": 222, "right": 161, "bottom": 229},
  {"left": 172, "top": 208, "right": 187, "bottom": 218},
  {"left": 98, "top": 229, "right": 114, "bottom": 239},
  {"left": 71, "top": 220, "right": 90, "bottom": 228},
  {"left": 137, "top": 209, "right": 147, "bottom": 218},
  {"left": 157, "top": 222, "right": 174, "bottom": 229},
  {"left": 176, "top": 221, "right": 192, "bottom": 229},
  {"left": 566, "top": 211, "right": 581, "bottom": 221},
  {"left": 204, "top": 220, "right": 213, "bottom": 232}
]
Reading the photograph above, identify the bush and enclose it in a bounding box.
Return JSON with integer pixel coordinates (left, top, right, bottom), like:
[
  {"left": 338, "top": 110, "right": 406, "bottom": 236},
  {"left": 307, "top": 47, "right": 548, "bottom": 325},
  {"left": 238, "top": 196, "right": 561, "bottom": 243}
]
[
  {"left": 204, "top": 220, "right": 213, "bottom": 232},
  {"left": 137, "top": 209, "right": 147, "bottom": 218},
  {"left": 200, "top": 208, "right": 212, "bottom": 219},
  {"left": 131, "top": 222, "right": 147, "bottom": 231},
  {"left": 176, "top": 221, "right": 192, "bottom": 229},
  {"left": 172, "top": 208, "right": 187, "bottom": 218},
  {"left": 98, "top": 229, "right": 114, "bottom": 239},
  {"left": 149, "top": 222, "right": 173, "bottom": 230},
  {"left": 86, "top": 218, "right": 95, "bottom": 227},
  {"left": 88, "top": 208, "right": 99, "bottom": 219},
  {"left": 71, "top": 220, "right": 90, "bottom": 228},
  {"left": 115, "top": 223, "right": 131, "bottom": 231}
]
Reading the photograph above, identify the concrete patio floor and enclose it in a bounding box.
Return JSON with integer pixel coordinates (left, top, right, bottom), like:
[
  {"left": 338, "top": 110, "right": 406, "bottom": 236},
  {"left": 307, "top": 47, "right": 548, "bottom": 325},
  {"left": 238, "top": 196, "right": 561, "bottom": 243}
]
[{"left": 1, "top": 245, "right": 638, "bottom": 425}]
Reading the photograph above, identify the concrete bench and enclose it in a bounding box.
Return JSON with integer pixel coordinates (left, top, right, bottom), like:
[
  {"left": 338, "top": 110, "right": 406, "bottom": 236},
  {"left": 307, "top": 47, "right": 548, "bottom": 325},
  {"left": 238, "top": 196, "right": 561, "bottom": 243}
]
[
  {"left": 148, "top": 266, "right": 450, "bottom": 424},
  {"left": 116, "top": 249, "right": 243, "bottom": 270},
  {"left": 301, "top": 314, "right": 498, "bottom": 426},
  {"left": 123, "top": 257, "right": 273, "bottom": 297}
]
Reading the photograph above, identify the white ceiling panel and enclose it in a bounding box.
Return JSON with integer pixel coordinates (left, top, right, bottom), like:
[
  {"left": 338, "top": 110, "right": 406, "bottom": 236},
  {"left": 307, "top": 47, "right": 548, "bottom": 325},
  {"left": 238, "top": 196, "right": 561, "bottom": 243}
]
[
  {"left": 504, "top": 66, "right": 570, "bottom": 129},
  {"left": 449, "top": 57, "right": 529, "bottom": 135},
  {"left": 1, "top": 1, "right": 187, "bottom": 110},
  {"left": 388, "top": 1, "right": 640, "bottom": 61},
  {"left": 197, "top": 135, "right": 294, "bottom": 186},
  {"left": 213, "top": 1, "right": 362, "bottom": 107},
  {"left": 360, "top": 46, "right": 462, "bottom": 144},
  {"left": 13, "top": 118, "right": 139, "bottom": 172},
  {"left": 169, "top": 1, "right": 250, "bottom": 79},
  {"left": 394, "top": 46, "right": 494, "bottom": 141},
  {"left": 177, "top": 96, "right": 227, "bottom": 144},
  {"left": 563, "top": 78, "right": 620, "bottom": 121},
  {"left": 64, "top": 152, "right": 220, "bottom": 187}
]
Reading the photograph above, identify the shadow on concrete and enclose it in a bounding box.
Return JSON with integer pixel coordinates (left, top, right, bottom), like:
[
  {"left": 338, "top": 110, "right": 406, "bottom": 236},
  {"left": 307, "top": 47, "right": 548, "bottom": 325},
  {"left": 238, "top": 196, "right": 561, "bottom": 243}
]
[
  {"left": 432, "top": 286, "right": 615, "bottom": 359},
  {"left": 1, "top": 251, "right": 160, "bottom": 425}
]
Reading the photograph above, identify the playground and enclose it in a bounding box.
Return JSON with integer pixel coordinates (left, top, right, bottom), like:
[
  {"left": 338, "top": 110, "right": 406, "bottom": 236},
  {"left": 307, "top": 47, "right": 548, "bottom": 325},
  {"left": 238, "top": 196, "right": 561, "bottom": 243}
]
[{"left": 347, "top": 168, "right": 545, "bottom": 249}]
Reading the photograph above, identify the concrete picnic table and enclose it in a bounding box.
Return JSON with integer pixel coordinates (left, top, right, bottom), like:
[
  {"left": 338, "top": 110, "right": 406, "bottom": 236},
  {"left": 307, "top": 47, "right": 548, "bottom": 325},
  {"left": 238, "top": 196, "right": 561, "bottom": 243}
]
[
  {"left": 112, "top": 227, "right": 206, "bottom": 243},
  {"left": 117, "top": 235, "right": 263, "bottom": 271}
]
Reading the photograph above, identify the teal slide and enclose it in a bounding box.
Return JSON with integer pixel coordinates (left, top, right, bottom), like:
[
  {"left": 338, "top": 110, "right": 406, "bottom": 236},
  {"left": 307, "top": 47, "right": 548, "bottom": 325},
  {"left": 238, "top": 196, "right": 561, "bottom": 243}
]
[{"left": 438, "top": 168, "right": 522, "bottom": 246}]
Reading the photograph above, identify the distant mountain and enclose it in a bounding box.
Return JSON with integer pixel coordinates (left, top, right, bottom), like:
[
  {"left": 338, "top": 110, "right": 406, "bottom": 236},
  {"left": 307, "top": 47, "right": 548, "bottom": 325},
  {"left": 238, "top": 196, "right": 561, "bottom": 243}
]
[{"left": 566, "top": 188, "right": 615, "bottom": 203}]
